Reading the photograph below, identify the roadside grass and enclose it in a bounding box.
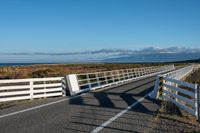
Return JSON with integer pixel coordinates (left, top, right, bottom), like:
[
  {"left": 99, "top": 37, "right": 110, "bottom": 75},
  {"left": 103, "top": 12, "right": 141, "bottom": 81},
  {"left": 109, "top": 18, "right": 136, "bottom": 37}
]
[
  {"left": 185, "top": 68, "right": 200, "bottom": 84},
  {"left": 150, "top": 101, "right": 200, "bottom": 132}
]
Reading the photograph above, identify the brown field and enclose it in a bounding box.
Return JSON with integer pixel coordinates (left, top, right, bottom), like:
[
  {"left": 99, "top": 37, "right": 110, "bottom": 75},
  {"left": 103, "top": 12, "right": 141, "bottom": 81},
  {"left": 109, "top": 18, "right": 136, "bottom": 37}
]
[
  {"left": 0, "top": 63, "right": 179, "bottom": 80},
  {"left": 0, "top": 62, "right": 188, "bottom": 80}
]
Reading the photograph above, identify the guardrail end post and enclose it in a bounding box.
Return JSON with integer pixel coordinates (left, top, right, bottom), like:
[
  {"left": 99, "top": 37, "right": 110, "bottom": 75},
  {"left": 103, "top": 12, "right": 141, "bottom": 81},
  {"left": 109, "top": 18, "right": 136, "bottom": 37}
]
[
  {"left": 150, "top": 75, "right": 161, "bottom": 99},
  {"left": 66, "top": 74, "right": 80, "bottom": 96}
]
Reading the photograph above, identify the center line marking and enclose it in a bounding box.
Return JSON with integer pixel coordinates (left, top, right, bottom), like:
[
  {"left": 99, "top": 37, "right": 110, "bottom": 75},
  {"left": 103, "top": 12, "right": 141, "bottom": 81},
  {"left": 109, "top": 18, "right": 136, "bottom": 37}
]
[{"left": 90, "top": 92, "right": 152, "bottom": 133}]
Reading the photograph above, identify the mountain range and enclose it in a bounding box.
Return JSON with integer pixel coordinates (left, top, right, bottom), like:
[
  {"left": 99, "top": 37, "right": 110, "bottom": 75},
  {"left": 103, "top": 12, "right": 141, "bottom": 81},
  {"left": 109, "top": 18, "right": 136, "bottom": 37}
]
[{"left": 103, "top": 53, "right": 200, "bottom": 63}]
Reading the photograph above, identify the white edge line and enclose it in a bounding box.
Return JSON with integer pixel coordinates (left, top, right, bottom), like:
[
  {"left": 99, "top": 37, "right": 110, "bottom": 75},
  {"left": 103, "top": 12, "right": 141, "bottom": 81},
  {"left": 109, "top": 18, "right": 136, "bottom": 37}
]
[
  {"left": 0, "top": 93, "right": 86, "bottom": 119},
  {"left": 90, "top": 92, "right": 152, "bottom": 133}
]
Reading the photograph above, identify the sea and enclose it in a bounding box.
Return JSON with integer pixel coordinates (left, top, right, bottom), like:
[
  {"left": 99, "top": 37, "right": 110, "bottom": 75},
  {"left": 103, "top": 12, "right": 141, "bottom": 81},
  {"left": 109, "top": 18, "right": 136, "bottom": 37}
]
[{"left": 0, "top": 63, "right": 56, "bottom": 67}]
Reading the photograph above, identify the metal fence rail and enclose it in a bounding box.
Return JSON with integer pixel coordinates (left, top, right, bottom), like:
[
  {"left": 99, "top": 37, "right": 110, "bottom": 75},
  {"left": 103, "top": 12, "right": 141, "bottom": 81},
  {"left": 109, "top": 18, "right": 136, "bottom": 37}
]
[
  {"left": 66, "top": 65, "right": 175, "bottom": 95},
  {"left": 151, "top": 64, "right": 200, "bottom": 120},
  {"left": 0, "top": 77, "right": 66, "bottom": 102}
]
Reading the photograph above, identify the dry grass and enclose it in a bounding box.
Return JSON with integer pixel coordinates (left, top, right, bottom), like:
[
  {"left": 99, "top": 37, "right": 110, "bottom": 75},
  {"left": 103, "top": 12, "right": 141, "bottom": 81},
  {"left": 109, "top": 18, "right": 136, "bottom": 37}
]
[
  {"left": 149, "top": 101, "right": 200, "bottom": 133},
  {"left": 0, "top": 63, "right": 170, "bottom": 79},
  {"left": 185, "top": 68, "right": 200, "bottom": 84}
]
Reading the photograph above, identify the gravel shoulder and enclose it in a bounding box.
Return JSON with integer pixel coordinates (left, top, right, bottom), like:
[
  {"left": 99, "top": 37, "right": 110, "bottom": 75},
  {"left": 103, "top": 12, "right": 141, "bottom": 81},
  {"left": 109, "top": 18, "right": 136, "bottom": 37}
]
[{"left": 148, "top": 104, "right": 200, "bottom": 133}]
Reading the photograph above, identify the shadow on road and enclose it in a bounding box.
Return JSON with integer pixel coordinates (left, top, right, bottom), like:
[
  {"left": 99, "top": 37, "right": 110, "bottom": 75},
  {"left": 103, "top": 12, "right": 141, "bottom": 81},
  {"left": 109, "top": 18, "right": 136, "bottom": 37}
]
[
  {"left": 66, "top": 77, "right": 198, "bottom": 132},
  {"left": 65, "top": 78, "right": 162, "bottom": 132}
]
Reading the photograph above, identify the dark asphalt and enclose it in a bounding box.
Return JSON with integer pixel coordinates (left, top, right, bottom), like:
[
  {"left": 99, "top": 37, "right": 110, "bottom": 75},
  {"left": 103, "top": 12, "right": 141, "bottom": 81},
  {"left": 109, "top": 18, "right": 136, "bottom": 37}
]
[{"left": 0, "top": 76, "right": 161, "bottom": 133}]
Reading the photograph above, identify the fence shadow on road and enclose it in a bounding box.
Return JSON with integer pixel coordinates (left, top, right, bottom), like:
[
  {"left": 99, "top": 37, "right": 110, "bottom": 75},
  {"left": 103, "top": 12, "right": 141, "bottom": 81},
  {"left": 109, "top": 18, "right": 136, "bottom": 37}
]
[
  {"left": 66, "top": 78, "right": 198, "bottom": 132},
  {"left": 66, "top": 97, "right": 166, "bottom": 132},
  {"left": 66, "top": 78, "right": 164, "bottom": 132}
]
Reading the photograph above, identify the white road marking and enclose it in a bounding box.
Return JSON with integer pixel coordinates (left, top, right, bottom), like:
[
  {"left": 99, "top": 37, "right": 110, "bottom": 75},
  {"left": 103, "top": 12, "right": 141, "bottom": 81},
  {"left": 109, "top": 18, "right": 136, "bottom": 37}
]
[
  {"left": 0, "top": 93, "right": 86, "bottom": 119},
  {"left": 90, "top": 93, "right": 151, "bottom": 133}
]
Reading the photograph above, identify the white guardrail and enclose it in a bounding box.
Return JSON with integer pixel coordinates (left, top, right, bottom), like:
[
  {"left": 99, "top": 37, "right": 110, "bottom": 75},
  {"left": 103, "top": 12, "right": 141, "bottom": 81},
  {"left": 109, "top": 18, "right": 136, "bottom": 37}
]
[
  {"left": 151, "top": 64, "right": 200, "bottom": 120},
  {"left": 0, "top": 65, "right": 175, "bottom": 103},
  {"left": 66, "top": 65, "right": 175, "bottom": 95},
  {"left": 0, "top": 77, "right": 66, "bottom": 102}
]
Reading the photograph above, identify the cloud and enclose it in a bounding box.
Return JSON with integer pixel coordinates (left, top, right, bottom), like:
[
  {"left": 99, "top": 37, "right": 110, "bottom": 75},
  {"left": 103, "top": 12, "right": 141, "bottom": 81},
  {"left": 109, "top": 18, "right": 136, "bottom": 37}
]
[{"left": 0, "top": 47, "right": 200, "bottom": 56}]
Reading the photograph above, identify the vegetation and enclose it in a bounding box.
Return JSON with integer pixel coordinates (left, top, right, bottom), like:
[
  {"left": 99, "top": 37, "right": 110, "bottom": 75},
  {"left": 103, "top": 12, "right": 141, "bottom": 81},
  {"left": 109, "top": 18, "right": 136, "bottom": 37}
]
[
  {"left": 150, "top": 101, "right": 200, "bottom": 132},
  {"left": 0, "top": 63, "right": 176, "bottom": 79},
  {"left": 158, "top": 101, "right": 182, "bottom": 116},
  {"left": 185, "top": 68, "right": 200, "bottom": 84},
  {"left": 0, "top": 61, "right": 191, "bottom": 80}
]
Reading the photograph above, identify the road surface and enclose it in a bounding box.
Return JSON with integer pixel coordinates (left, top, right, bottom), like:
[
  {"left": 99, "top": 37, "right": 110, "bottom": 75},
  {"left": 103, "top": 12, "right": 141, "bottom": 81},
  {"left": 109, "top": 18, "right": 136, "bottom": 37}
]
[{"left": 0, "top": 76, "right": 161, "bottom": 133}]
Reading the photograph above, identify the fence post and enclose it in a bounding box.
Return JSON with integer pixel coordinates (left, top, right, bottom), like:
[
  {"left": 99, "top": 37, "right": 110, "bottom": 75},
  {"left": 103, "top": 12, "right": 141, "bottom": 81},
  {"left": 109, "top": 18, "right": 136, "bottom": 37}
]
[
  {"left": 175, "top": 83, "right": 178, "bottom": 102},
  {"left": 95, "top": 73, "right": 100, "bottom": 86},
  {"left": 147, "top": 67, "right": 150, "bottom": 75},
  {"left": 104, "top": 72, "right": 108, "bottom": 84},
  {"left": 195, "top": 84, "right": 199, "bottom": 121},
  {"left": 66, "top": 74, "right": 80, "bottom": 96},
  {"left": 43, "top": 81, "right": 47, "bottom": 98},
  {"left": 111, "top": 71, "right": 115, "bottom": 83},
  {"left": 117, "top": 70, "right": 121, "bottom": 82},
  {"left": 30, "top": 80, "right": 34, "bottom": 100},
  {"left": 122, "top": 70, "right": 126, "bottom": 80},
  {"left": 127, "top": 69, "right": 130, "bottom": 79},
  {"left": 131, "top": 69, "right": 135, "bottom": 78},
  {"left": 61, "top": 78, "right": 66, "bottom": 96},
  {"left": 158, "top": 76, "right": 164, "bottom": 99},
  {"left": 85, "top": 74, "right": 91, "bottom": 89},
  {"left": 197, "top": 84, "right": 200, "bottom": 122},
  {"left": 150, "top": 76, "right": 161, "bottom": 99}
]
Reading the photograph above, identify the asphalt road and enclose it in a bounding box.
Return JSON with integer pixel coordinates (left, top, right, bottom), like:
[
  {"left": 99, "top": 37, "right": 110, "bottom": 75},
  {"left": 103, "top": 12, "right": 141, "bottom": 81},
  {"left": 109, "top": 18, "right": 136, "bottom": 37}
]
[{"left": 0, "top": 76, "right": 161, "bottom": 133}]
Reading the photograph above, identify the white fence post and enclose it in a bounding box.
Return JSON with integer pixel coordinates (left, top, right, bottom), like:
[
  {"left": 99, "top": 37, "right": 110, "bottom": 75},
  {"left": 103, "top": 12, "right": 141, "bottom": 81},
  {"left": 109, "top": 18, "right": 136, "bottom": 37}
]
[
  {"left": 96, "top": 73, "right": 100, "bottom": 86},
  {"left": 104, "top": 72, "right": 108, "bottom": 84},
  {"left": 30, "top": 80, "right": 34, "bottom": 100},
  {"left": 195, "top": 84, "right": 199, "bottom": 121},
  {"left": 111, "top": 71, "right": 115, "bottom": 82},
  {"left": 86, "top": 74, "right": 92, "bottom": 89},
  {"left": 174, "top": 83, "right": 178, "bottom": 102},
  {"left": 43, "top": 81, "right": 47, "bottom": 98},
  {"left": 117, "top": 70, "right": 121, "bottom": 81}
]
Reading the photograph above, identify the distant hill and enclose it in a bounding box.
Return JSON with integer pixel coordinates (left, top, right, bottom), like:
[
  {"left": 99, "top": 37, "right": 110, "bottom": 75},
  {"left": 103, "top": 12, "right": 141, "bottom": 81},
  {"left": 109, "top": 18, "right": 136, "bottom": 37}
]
[
  {"left": 174, "top": 58, "right": 200, "bottom": 63},
  {"left": 103, "top": 53, "right": 200, "bottom": 63}
]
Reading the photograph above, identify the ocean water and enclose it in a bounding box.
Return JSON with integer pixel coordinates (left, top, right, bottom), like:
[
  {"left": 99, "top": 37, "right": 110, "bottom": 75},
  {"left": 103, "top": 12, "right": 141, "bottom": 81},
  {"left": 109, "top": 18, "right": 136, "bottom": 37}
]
[{"left": 0, "top": 63, "right": 55, "bottom": 67}]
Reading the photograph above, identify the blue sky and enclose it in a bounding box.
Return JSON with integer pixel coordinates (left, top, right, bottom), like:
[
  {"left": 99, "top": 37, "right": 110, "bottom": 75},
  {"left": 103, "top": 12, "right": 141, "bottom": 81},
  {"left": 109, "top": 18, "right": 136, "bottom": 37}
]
[{"left": 0, "top": 0, "right": 200, "bottom": 62}]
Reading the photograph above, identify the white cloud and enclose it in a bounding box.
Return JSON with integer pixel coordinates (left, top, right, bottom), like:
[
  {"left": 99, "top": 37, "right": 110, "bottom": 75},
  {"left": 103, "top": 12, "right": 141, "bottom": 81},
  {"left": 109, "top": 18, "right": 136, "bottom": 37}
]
[{"left": 0, "top": 47, "right": 200, "bottom": 56}]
